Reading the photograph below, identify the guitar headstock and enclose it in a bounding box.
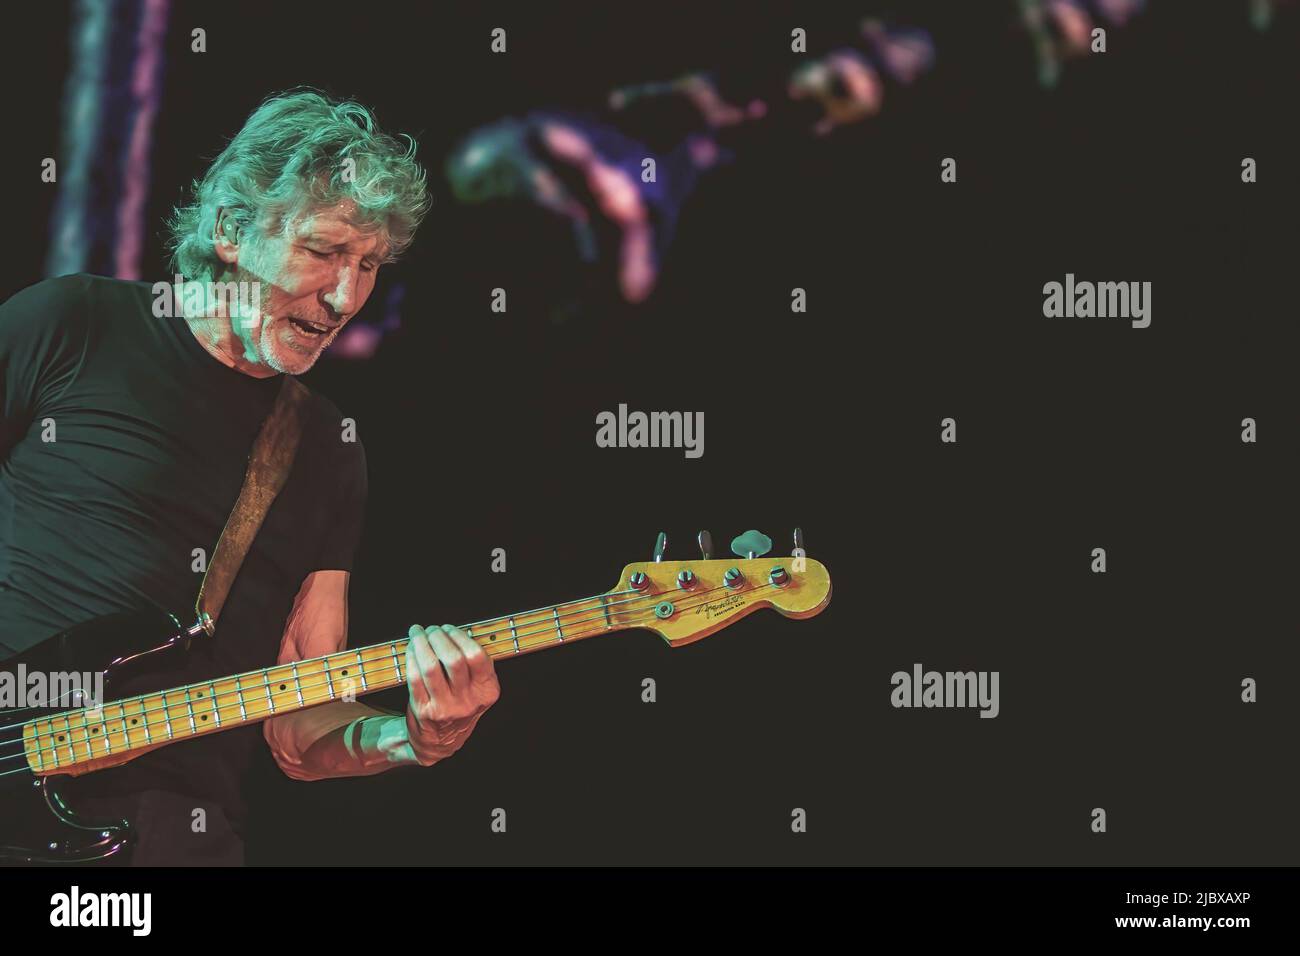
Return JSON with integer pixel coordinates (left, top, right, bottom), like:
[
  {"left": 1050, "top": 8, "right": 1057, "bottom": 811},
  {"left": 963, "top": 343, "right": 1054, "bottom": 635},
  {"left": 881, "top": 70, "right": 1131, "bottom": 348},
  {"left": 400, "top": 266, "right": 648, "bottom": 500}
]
[{"left": 606, "top": 529, "right": 831, "bottom": 647}]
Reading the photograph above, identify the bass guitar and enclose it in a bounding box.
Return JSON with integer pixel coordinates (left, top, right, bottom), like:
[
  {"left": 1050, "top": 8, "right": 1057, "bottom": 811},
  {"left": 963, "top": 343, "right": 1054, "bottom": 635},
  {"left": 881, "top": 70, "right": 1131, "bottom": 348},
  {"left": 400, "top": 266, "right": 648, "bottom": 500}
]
[{"left": 0, "top": 528, "right": 830, "bottom": 864}]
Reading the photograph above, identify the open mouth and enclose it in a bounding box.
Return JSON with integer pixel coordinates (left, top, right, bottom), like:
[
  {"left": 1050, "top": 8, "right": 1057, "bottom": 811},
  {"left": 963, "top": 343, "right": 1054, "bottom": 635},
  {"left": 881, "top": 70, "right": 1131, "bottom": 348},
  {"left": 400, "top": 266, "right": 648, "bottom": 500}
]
[{"left": 289, "top": 317, "right": 333, "bottom": 337}]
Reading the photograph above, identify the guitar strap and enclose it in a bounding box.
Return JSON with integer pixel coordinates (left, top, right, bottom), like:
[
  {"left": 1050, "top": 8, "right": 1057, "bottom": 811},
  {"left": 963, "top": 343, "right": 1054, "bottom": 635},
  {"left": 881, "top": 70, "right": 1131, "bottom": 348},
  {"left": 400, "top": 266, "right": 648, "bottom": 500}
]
[{"left": 193, "top": 375, "right": 313, "bottom": 636}]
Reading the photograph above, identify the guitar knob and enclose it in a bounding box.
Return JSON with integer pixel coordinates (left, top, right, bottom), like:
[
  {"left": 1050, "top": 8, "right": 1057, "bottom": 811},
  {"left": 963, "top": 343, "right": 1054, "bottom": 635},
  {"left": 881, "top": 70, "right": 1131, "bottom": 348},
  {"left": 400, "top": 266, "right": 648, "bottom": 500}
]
[
  {"left": 677, "top": 569, "right": 697, "bottom": 590},
  {"left": 697, "top": 530, "right": 713, "bottom": 560},
  {"left": 652, "top": 531, "right": 668, "bottom": 563},
  {"left": 724, "top": 567, "right": 745, "bottom": 589},
  {"left": 769, "top": 566, "right": 790, "bottom": 587},
  {"left": 629, "top": 571, "right": 650, "bottom": 592},
  {"left": 730, "top": 530, "right": 773, "bottom": 559}
]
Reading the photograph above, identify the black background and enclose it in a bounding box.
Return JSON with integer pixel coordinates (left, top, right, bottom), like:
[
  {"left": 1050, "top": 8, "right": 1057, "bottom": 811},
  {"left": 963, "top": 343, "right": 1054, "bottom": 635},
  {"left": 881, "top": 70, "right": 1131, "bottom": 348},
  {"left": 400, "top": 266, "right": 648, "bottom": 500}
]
[{"left": 2, "top": 1, "right": 1297, "bottom": 866}]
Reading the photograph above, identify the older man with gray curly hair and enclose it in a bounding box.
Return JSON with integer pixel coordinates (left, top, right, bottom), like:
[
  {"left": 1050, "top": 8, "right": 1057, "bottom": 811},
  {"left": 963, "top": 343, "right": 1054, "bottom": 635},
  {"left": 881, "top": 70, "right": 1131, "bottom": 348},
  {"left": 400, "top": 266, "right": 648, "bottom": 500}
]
[
  {"left": 0, "top": 90, "right": 499, "bottom": 864},
  {"left": 167, "top": 89, "right": 431, "bottom": 374}
]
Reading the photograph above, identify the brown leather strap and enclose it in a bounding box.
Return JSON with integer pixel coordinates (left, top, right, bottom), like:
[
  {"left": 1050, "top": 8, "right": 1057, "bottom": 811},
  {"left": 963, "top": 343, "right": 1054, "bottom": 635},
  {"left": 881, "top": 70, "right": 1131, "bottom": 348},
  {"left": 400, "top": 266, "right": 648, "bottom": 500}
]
[{"left": 195, "top": 376, "right": 312, "bottom": 635}]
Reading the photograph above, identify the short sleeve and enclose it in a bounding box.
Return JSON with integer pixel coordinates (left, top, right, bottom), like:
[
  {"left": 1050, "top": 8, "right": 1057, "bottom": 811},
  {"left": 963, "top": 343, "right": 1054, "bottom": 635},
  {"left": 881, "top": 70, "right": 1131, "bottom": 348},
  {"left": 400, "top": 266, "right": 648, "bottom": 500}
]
[
  {"left": 314, "top": 437, "right": 368, "bottom": 573},
  {"left": 0, "top": 275, "right": 90, "bottom": 460}
]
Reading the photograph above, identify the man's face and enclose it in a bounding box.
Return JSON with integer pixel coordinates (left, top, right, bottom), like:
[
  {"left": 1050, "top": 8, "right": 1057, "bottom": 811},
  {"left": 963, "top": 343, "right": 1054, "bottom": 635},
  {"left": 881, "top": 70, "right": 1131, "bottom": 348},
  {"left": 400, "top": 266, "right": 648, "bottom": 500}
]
[{"left": 228, "top": 200, "right": 384, "bottom": 375}]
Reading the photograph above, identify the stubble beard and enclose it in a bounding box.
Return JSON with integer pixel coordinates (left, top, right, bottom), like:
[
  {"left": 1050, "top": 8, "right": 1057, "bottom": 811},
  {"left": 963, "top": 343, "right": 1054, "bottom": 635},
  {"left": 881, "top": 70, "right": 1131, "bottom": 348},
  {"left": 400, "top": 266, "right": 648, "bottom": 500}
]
[{"left": 259, "top": 315, "right": 346, "bottom": 375}]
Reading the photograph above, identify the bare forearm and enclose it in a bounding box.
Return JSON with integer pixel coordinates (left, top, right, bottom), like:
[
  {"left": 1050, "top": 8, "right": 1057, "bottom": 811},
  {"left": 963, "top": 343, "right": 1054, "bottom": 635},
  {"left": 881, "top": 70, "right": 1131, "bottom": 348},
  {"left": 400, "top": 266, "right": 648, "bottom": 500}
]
[{"left": 266, "top": 702, "right": 425, "bottom": 781}]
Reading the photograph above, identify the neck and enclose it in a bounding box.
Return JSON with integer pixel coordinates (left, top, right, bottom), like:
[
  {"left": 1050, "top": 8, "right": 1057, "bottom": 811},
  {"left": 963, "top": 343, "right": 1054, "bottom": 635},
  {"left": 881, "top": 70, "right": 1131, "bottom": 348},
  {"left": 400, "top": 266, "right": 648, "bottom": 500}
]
[
  {"left": 23, "top": 588, "right": 649, "bottom": 775},
  {"left": 180, "top": 271, "right": 279, "bottom": 379}
]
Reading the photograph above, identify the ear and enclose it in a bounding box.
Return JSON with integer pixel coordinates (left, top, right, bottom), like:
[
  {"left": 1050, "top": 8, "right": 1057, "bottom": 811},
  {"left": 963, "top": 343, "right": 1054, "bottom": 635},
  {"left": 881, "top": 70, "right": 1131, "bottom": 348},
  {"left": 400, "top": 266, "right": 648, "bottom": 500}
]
[{"left": 214, "top": 208, "right": 241, "bottom": 267}]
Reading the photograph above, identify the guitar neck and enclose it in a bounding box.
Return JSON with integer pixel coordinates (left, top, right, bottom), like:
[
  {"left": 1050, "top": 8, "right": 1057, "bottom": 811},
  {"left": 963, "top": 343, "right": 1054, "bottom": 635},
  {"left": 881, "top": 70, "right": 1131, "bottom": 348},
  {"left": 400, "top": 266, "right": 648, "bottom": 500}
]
[{"left": 22, "top": 588, "right": 638, "bottom": 776}]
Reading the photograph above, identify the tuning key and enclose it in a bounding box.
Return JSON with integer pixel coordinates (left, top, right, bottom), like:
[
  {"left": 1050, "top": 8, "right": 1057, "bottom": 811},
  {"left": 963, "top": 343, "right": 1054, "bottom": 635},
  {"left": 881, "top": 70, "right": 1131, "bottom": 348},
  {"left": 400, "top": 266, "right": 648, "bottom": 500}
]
[
  {"left": 697, "top": 530, "right": 713, "bottom": 560},
  {"left": 730, "top": 529, "right": 772, "bottom": 559},
  {"left": 652, "top": 531, "right": 667, "bottom": 563}
]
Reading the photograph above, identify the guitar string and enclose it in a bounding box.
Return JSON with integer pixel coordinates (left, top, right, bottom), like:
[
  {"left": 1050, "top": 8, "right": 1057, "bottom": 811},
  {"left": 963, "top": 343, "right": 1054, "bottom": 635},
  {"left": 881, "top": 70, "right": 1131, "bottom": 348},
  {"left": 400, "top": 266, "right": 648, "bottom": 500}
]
[
  {"left": 0, "top": 578, "right": 744, "bottom": 746},
  {"left": 6, "top": 575, "right": 789, "bottom": 771},
  {"left": 1, "top": 580, "right": 789, "bottom": 768},
  {"left": 0, "top": 575, "right": 749, "bottom": 737},
  {"left": 0, "top": 587, "right": 740, "bottom": 779},
  {"left": 0, "top": 585, "right": 680, "bottom": 755},
  {"left": 2, "top": 579, "right": 774, "bottom": 763},
  {"left": 0, "top": 581, "right": 666, "bottom": 730},
  {"left": 0, "top": 619, "right": 624, "bottom": 779}
]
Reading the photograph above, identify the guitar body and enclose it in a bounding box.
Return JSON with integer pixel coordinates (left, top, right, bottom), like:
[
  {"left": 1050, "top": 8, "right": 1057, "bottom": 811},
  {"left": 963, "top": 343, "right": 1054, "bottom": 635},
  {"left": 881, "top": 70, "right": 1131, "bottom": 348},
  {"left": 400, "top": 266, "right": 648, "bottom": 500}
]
[{"left": 0, "top": 608, "right": 193, "bottom": 864}]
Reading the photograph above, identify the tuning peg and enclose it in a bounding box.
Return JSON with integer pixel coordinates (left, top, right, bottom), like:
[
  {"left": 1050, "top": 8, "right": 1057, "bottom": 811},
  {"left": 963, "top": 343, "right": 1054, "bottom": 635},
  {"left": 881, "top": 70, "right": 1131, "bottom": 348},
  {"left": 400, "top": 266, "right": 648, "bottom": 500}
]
[
  {"left": 793, "top": 527, "right": 805, "bottom": 554},
  {"left": 652, "top": 531, "right": 668, "bottom": 563},
  {"left": 730, "top": 529, "right": 773, "bottom": 559},
  {"left": 697, "top": 530, "right": 713, "bottom": 560}
]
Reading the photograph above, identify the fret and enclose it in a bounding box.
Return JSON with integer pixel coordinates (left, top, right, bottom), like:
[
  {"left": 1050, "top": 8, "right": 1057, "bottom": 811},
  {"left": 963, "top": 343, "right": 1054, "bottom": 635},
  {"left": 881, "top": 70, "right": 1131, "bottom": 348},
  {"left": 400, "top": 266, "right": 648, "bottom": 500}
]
[
  {"left": 94, "top": 706, "right": 112, "bottom": 754},
  {"left": 70, "top": 712, "right": 92, "bottom": 757},
  {"left": 73, "top": 714, "right": 90, "bottom": 757},
  {"left": 600, "top": 594, "right": 612, "bottom": 629},
  {"left": 208, "top": 682, "right": 222, "bottom": 728},
  {"left": 43, "top": 723, "right": 61, "bottom": 770},
  {"left": 553, "top": 606, "right": 564, "bottom": 642},
  {"left": 389, "top": 642, "right": 403, "bottom": 684},
  {"left": 262, "top": 670, "right": 276, "bottom": 714},
  {"left": 233, "top": 674, "right": 248, "bottom": 721},
  {"left": 323, "top": 658, "right": 336, "bottom": 700},
  {"left": 510, "top": 616, "right": 519, "bottom": 653},
  {"left": 72, "top": 714, "right": 90, "bottom": 757},
  {"left": 356, "top": 651, "right": 368, "bottom": 690},
  {"left": 117, "top": 701, "right": 131, "bottom": 748},
  {"left": 139, "top": 698, "right": 153, "bottom": 745},
  {"left": 159, "top": 691, "right": 175, "bottom": 740},
  {"left": 28, "top": 725, "right": 46, "bottom": 772},
  {"left": 46, "top": 724, "right": 59, "bottom": 770},
  {"left": 61, "top": 712, "right": 77, "bottom": 764},
  {"left": 290, "top": 662, "right": 305, "bottom": 707},
  {"left": 70, "top": 720, "right": 84, "bottom": 760},
  {"left": 183, "top": 688, "right": 198, "bottom": 736}
]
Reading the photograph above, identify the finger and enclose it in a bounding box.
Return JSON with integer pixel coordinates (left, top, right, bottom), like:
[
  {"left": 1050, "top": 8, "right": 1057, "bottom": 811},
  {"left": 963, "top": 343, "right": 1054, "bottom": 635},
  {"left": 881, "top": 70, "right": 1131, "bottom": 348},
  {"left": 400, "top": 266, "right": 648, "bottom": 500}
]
[
  {"left": 442, "top": 625, "right": 497, "bottom": 684},
  {"left": 404, "top": 627, "right": 431, "bottom": 711},
  {"left": 425, "top": 624, "right": 469, "bottom": 691},
  {"left": 406, "top": 625, "right": 448, "bottom": 710}
]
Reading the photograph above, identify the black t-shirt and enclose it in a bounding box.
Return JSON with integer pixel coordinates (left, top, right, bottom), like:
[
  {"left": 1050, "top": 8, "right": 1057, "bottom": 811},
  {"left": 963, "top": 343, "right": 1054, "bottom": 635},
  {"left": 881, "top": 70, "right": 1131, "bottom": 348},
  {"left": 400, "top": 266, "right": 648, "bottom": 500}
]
[{"left": 0, "top": 273, "right": 367, "bottom": 824}]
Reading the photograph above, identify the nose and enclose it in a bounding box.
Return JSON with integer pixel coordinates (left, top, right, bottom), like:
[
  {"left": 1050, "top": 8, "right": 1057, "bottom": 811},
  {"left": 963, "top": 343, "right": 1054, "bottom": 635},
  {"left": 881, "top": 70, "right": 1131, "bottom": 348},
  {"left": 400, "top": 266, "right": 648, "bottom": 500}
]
[{"left": 322, "top": 265, "right": 356, "bottom": 319}]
